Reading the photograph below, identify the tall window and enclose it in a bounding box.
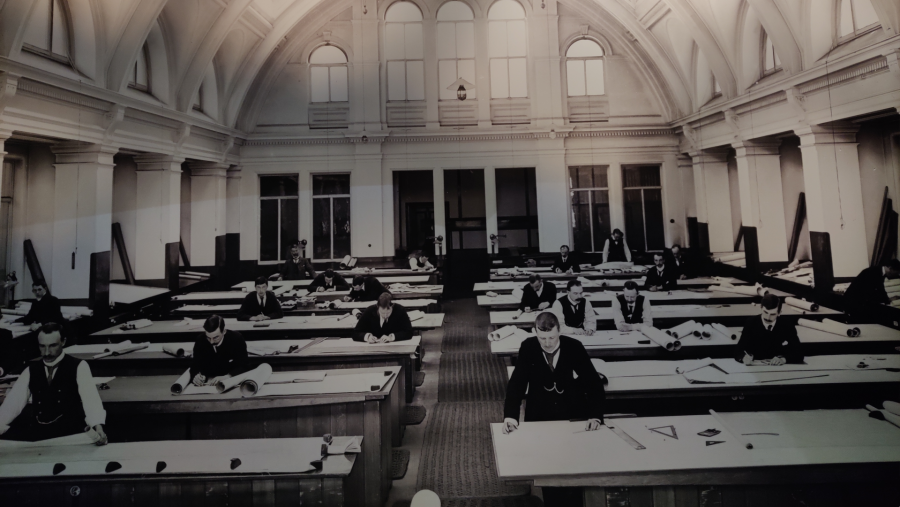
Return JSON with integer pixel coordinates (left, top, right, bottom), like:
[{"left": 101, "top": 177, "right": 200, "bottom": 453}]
[
  {"left": 839, "top": 0, "right": 880, "bottom": 39},
  {"left": 488, "top": 0, "right": 527, "bottom": 99},
  {"left": 22, "top": 0, "right": 70, "bottom": 63},
  {"left": 259, "top": 175, "right": 299, "bottom": 262},
  {"left": 312, "top": 175, "right": 351, "bottom": 260},
  {"left": 437, "top": 2, "right": 476, "bottom": 101},
  {"left": 385, "top": 2, "right": 425, "bottom": 101},
  {"left": 622, "top": 165, "right": 665, "bottom": 253},
  {"left": 566, "top": 39, "right": 605, "bottom": 96},
  {"left": 309, "top": 45, "right": 349, "bottom": 103},
  {"left": 569, "top": 166, "right": 610, "bottom": 253},
  {"left": 192, "top": 85, "right": 203, "bottom": 112},
  {"left": 761, "top": 30, "right": 781, "bottom": 76},
  {"left": 129, "top": 43, "right": 151, "bottom": 93}
]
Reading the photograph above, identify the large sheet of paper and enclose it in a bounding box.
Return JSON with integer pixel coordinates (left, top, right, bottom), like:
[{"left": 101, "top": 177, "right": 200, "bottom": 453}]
[
  {"left": 256, "top": 371, "right": 394, "bottom": 396},
  {"left": 591, "top": 358, "right": 713, "bottom": 378},
  {"left": 303, "top": 336, "right": 421, "bottom": 355}
]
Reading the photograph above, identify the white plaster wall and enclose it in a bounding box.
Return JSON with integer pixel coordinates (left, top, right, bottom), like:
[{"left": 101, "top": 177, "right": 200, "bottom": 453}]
[{"left": 111, "top": 155, "right": 137, "bottom": 281}]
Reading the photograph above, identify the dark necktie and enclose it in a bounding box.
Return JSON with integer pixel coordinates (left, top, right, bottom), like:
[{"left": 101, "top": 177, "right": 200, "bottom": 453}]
[
  {"left": 45, "top": 364, "right": 58, "bottom": 383},
  {"left": 767, "top": 325, "right": 773, "bottom": 332},
  {"left": 543, "top": 348, "right": 559, "bottom": 372}
]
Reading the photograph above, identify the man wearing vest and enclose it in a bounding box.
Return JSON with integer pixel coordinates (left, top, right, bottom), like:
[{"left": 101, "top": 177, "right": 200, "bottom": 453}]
[
  {"left": 0, "top": 323, "right": 108, "bottom": 444},
  {"left": 276, "top": 242, "right": 316, "bottom": 281},
  {"left": 644, "top": 253, "right": 677, "bottom": 291},
  {"left": 550, "top": 280, "right": 596, "bottom": 335},
  {"left": 601, "top": 229, "right": 632, "bottom": 263},
  {"left": 612, "top": 281, "right": 653, "bottom": 332},
  {"left": 519, "top": 274, "right": 557, "bottom": 313}
]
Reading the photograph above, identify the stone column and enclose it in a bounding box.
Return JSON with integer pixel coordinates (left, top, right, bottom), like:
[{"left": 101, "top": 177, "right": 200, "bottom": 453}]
[
  {"left": 133, "top": 154, "right": 183, "bottom": 290},
  {"left": 691, "top": 149, "right": 733, "bottom": 255},
  {"left": 733, "top": 139, "right": 789, "bottom": 271},
  {"left": 187, "top": 161, "right": 228, "bottom": 270}
]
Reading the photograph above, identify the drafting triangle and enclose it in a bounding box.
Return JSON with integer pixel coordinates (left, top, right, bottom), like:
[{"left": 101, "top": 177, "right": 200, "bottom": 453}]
[
  {"left": 706, "top": 440, "right": 725, "bottom": 446},
  {"left": 648, "top": 425, "right": 678, "bottom": 439}
]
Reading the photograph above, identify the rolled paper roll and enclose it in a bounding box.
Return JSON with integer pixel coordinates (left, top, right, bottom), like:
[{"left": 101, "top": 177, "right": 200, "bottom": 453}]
[
  {"left": 823, "top": 318, "right": 860, "bottom": 337},
  {"left": 238, "top": 363, "right": 274, "bottom": 397},
  {"left": 709, "top": 323, "right": 736, "bottom": 340},
  {"left": 104, "top": 340, "right": 132, "bottom": 353},
  {"left": 486, "top": 291, "right": 498, "bottom": 297},
  {"left": 755, "top": 285, "right": 771, "bottom": 297},
  {"left": 700, "top": 324, "right": 714, "bottom": 339},
  {"left": 641, "top": 326, "right": 680, "bottom": 352},
  {"left": 170, "top": 368, "right": 191, "bottom": 395},
  {"left": 352, "top": 309, "right": 361, "bottom": 318},
  {"left": 162, "top": 345, "right": 186, "bottom": 358},
  {"left": 885, "top": 278, "right": 900, "bottom": 288},
  {"left": 713, "top": 252, "right": 746, "bottom": 263},
  {"left": 337, "top": 313, "right": 353, "bottom": 321},
  {"left": 866, "top": 404, "right": 900, "bottom": 429},
  {"left": 785, "top": 297, "right": 819, "bottom": 312},
  {"left": 666, "top": 320, "right": 701, "bottom": 339},
  {"left": 883, "top": 401, "right": 900, "bottom": 417},
  {"left": 328, "top": 301, "right": 338, "bottom": 309},
  {"left": 489, "top": 325, "right": 518, "bottom": 342},
  {"left": 797, "top": 318, "right": 857, "bottom": 337},
  {"left": 217, "top": 363, "right": 273, "bottom": 393}
]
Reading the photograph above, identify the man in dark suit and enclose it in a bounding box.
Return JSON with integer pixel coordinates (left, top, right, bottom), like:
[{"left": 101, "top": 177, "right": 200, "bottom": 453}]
[
  {"left": 666, "top": 244, "right": 693, "bottom": 280},
  {"left": 16, "top": 282, "right": 65, "bottom": 331},
  {"left": 307, "top": 269, "right": 350, "bottom": 293},
  {"left": 237, "top": 276, "right": 284, "bottom": 321},
  {"left": 551, "top": 245, "right": 580, "bottom": 274},
  {"left": 518, "top": 274, "right": 557, "bottom": 313},
  {"left": 344, "top": 275, "right": 389, "bottom": 302},
  {"left": 502, "top": 311, "right": 606, "bottom": 507},
  {"left": 735, "top": 294, "right": 803, "bottom": 365},
  {"left": 644, "top": 253, "right": 677, "bottom": 291},
  {"left": 276, "top": 242, "right": 316, "bottom": 281},
  {"left": 351, "top": 293, "right": 413, "bottom": 343},
  {"left": 844, "top": 260, "right": 900, "bottom": 318},
  {"left": 189, "top": 315, "right": 250, "bottom": 386}
]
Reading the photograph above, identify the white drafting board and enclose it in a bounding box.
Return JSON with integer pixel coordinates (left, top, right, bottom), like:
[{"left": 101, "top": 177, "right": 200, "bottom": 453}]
[
  {"left": 257, "top": 371, "right": 394, "bottom": 396},
  {"left": 474, "top": 277, "right": 742, "bottom": 293},
  {"left": 174, "top": 304, "right": 242, "bottom": 312},
  {"left": 303, "top": 336, "right": 421, "bottom": 355},
  {"left": 232, "top": 275, "right": 431, "bottom": 290}
]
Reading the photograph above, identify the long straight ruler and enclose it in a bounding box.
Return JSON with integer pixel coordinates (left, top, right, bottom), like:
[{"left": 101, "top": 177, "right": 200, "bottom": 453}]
[{"left": 607, "top": 424, "right": 646, "bottom": 450}]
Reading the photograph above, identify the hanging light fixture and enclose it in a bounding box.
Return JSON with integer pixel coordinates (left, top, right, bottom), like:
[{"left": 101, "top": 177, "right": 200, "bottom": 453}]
[{"left": 447, "top": 78, "right": 475, "bottom": 102}]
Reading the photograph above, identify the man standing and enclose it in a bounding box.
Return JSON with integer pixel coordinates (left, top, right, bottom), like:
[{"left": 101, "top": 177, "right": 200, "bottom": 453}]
[
  {"left": 237, "top": 276, "right": 284, "bottom": 321},
  {"left": 601, "top": 229, "right": 632, "bottom": 263},
  {"left": 352, "top": 293, "right": 413, "bottom": 343},
  {"left": 17, "top": 282, "right": 65, "bottom": 331},
  {"left": 611, "top": 281, "right": 653, "bottom": 331},
  {"left": 277, "top": 242, "right": 316, "bottom": 281},
  {"left": 502, "top": 311, "right": 605, "bottom": 507},
  {"left": 190, "top": 315, "right": 250, "bottom": 386},
  {"left": 519, "top": 274, "right": 557, "bottom": 313},
  {"left": 550, "top": 280, "right": 596, "bottom": 335},
  {"left": 308, "top": 269, "right": 351, "bottom": 293},
  {"left": 644, "top": 253, "right": 677, "bottom": 292},
  {"left": 344, "top": 275, "right": 390, "bottom": 302},
  {"left": 0, "top": 323, "right": 108, "bottom": 444},
  {"left": 735, "top": 294, "right": 803, "bottom": 365},
  {"left": 551, "top": 245, "right": 580, "bottom": 274}
]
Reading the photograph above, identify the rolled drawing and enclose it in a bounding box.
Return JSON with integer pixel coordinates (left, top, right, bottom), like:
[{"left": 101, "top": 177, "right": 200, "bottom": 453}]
[
  {"left": 641, "top": 326, "right": 681, "bottom": 351},
  {"left": 489, "top": 325, "right": 519, "bottom": 342},
  {"left": 798, "top": 318, "right": 858, "bottom": 337},
  {"left": 710, "top": 323, "right": 737, "bottom": 340},
  {"left": 785, "top": 297, "right": 819, "bottom": 312},
  {"left": 170, "top": 369, "right": 191, "bottom": 394},
  {"left": 238, "top": 364, "right": 274, "bottom": 397},
  {"left": 217, "top": 363, "right": 273, "bottom": 393},
  {"left": 823, "top": 318, "right": 860, "bottom": 337},
  {"left": 162, "top": 345, "right": 187, "bottom": 358}
]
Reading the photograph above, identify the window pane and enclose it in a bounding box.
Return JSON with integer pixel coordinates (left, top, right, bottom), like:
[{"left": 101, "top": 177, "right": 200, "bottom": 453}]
[
  {"left": 508, "top": 58, "right": 527, "bottom": 97},
  {"left": 593, "top": 166, "right": 608, "bottom": 187},
  {"left": 852, "top": 0, "right": 879, "bottom": 29},
  {"left": 488, "top": 0, "right": 526, "bottom": 20},
  {"left": 623, "top": 189, "right": 646, "bottom": 253},
  {"left": 260, "top": 175, "right": 299, "bottom": 197},
  {"left": 385, "top": 1, "right": 422, "bottom": 21},
  {"left": 764, "top": 35, "right": 774, "bottom": 71},
  {"left": 507, "top": 20, "right": 527, "bottom": 57},
  {"left": 280, "top": 198, "right": 298, "bottom": 258},
  {"left": 576, "top": 167, "right": 593, "bottom": 188},
  {"left": 437, "top": 1, "right": 474, "bottom": 21},
  {"left": 571, "top": 192, "right": 592, "bottom": 253},
  {"left": 566, "top": 60, "right": 586, "bottom": 96},
  {"left": 313, "top": 174, "right": 350, "bottom": 195},
  {"left": 591, "top": 190, "right": 611, "bottom": 252},
  {"left": 840, "top": 0, "right": 854, "bottom": 36},
  {"left": 309, "top": 45, "right": 347, "bottom": 64},
  {"left": 333, "top": 197, "right": 351, "bottom": 259},
  {"left": 489, "top": 21, "right": 507, "bottom": 57},
  {"left": 23, "top": 0, "right": 51, "bottom": 50},
  {"left": 406, "top": 60, "right": 425, "bottom": 100},
  {"left": 439, "top": 60, "right": 458, "bottom": 100},
  {"left": 643, "top": 188, "right": 665, "bottom": 251},
  {"left": 490, "top": 59, "right": 510, "bottom": 98},
  {"left": 585, "top": 59, "right": 604, "bottom": 95},
  {"left": 388, "top": 61, "right": 406, "bottom": 100},
  {"left": 260, "top": 200, "right": 279, "bottom": 261},
  {"left": 458, "top": 59, "right": 476, "bottom": 99},
  {"left": 330, "top": 66, "right": 348, "bottom": 102},
  {"left": 623, "top": 166, "right": 660, "bottom": 188},
  {"left": 385, "top": 24, "right": 406, "bottom": 60},
  {"left": 135, "top": 49, "right": 149, "bottom": 86},
  {"left": 567, "top": 39, "right": 604, "bottom": 58},
  {"left": 405, "top": 24, "right": 423, "bottom": 60},
  {"left": 456, "top": 22, "right": 475, "bottom": 59},
  {"left": 310, "top": 67, "right": 330, "bottom": 102},
  {"left": 312, "top": 199, "right": 332, "bottom": 259},
  {"left": 436, "top": 23, "right": 457, "bottom": 60}
]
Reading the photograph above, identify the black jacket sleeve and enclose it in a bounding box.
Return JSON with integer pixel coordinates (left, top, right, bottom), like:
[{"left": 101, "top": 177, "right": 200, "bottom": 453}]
[
  {"left": 569, "top": 342, "right": 606, "bottom": 422},
  {"left": 188, "top": 337, "right": 209, "bottom": 379},
  {"left": 519, "top": 284, "right": 536, "bottom": 311},
  {"left": 351, "top": 307, "right": 378, "bottom": 342},
  {"left": 734, "top": 317, "right": 757, "bottom": 361},
  {"left": 226, "top": 331, "right": 250, "bottom": 376},
  {"left": 503, "top": 341, "right": 531, "bottom": 421},
  {"left": 333, "top": 273, "right": 351, "bottom": 291},
  {"left": 780, "top": 323, "right": 804, "bottom": 364},
  {"left": 306, "top": 274, "right": 326, "bottom": 292},
  {"left": 263, "top": 292, "right": 284, "bottom": 319},
  {"left": 390, "top": 305, "right": 414, "bottom": 342},
  {"left": 236, "top": 293, "right": 257, "bottom": 321},
  {"left": 20, "top": 297, "right": 64, "bottom": 325}
]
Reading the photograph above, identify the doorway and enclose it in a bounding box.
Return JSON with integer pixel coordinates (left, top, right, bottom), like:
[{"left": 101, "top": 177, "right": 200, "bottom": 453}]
[
  {"left": 444, "top": 169, "right": 486, "bottom": 250},
  {"left": 394, "top": 171, "right": 435, "bottom": 256}
]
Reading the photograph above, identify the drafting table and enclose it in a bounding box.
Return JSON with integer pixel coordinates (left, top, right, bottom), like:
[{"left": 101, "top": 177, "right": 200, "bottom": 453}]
[
  {"left": 476, "top": 289, "right": 792, "bottom": 309},
  {"left": 474, "top": 277, "right": 743, "bottom": 294},
  {"left": 232, "top": 275, "right": 432, "bottom": 291}
]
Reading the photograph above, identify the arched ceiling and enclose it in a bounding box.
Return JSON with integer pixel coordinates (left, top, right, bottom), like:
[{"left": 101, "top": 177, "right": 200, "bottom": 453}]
[{"left": 0, "top": 0, "right": 896, "bottom": 130}]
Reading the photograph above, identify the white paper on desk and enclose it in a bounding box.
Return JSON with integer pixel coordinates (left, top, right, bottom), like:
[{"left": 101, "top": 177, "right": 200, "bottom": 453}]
[
  {"left": 408, "top": 310, "right": 425, "bottom": 322},
  {"left": 327, "top": 436, "right": 362, "bottom": 454},
  {"left": 163, "top": 345, "right": 191, "bottom": 358},
  {"left": 256, "top": 372, "right": 393, "bottom": 396},
  {"left": 266, "top": 371, "right": 327, "bottom": 383},
  {"left": 173, "top": 318, "right": 195, "bottom": 327},
  {"left": 592, "top": 358, "right": 713, "bottom": 378},
  {"left": 0, "top": 430, "right": 101, "bottom": 450},
  {"left": 94, "top": 377, "right": 115, "bottom": 385},
  {"left": 179, "top": 384, "right": 220, "bottom": 395},
  {"left": 684, "top": 365, "right": 830, "bottom": 384},
  {"left": 214, "top": 363, "right": 272, "bottom": 394}
]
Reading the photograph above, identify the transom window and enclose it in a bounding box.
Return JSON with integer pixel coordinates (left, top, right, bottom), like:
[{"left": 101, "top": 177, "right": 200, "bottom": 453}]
[
  {"left": 22, "top": 0, "right": 71, "bottom": 63},
  {"left": 566, "top": 39, "right": 605, "bottom": 96},
  {"left": 839, "top": 0, "right": 880, "bottom": 39},
  {"left": 488, "top": 0, "right": 527, "bottom": 99},
  {"left": 437, "top": 1, "right": 476, "bottom": 101},
  {"left": 385, "top": 1, "right": 425, "bottom": 101},
  {"left": 129, "top": 43, "right": 151, "bottom": 93},
  {"left": 309, "top": 45, "right": 349, "bottom": 103},
  {"left": 760, "top": 30, "right": 781, "bottom": 76}
]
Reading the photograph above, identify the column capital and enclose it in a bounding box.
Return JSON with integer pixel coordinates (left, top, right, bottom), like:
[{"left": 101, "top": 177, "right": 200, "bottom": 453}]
[
  {"left": 676, "top": 154, "right": 693, "bottom": 168},
  {"left": 689, "top": 148, "right": 729, "bottom": 165},
  {"left": 226, "top": 165, "right": 242, "bottom": 179},
  {"left": 133, "top": 153, "right": 185, "bottom": 172},
  {"left": 50, "top": 142, "right": 118, "bottom": 165},
  {"left": 187, "top": 160, "right": 229, "bottom": 177},
  {"left": 794, "top": 122, "right": 859, "bottom": 146},
  {"left": 732, "top": 138, "right": 781, "bottom": 158}
]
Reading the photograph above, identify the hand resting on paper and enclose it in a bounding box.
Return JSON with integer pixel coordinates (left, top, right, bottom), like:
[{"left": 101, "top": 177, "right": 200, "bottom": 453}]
[
  {"left": 93, "top": 424, "right": 108, "bottom": 446},
  {"left": 585, "top": 418, "right": 602, "bottom": 431},
  {"left": 502, "top": 417, "right": 519, "bottom": 434},
  {"left": 379, "top": 333, "right": 396, "bottom": 343},
  {"left": 29, "top": 323, "right": 41, "bottom": 332},
  {"left": 364, "top": 333, "right": 378, "bottom": 344},
  {"left": 192, "top": 373, "right": 207, "bottom": 386},
  {"left": 250, "top": 314, "right": 269, "bottom": 322},
  {"left": 538, "top": 302, "right": 551, "bottom": 310},
  {"left": 342, "top": 296, "right": 352, "bottom": 302}
]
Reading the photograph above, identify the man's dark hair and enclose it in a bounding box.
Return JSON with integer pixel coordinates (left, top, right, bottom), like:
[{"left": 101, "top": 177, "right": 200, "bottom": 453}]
[
  {"left": 534, "top": 311, "right": 560, "bottom": 332},
  {"left": 289, "top": 242, "right": 301, "bottom": 249},
  {"left": 623, "top": 280, "right": 639, "bottom": 291},
  {"left": 39, "top": 322, "right": 65, "bottom": 340},
  {"left": 566, "top": 279, "right": 582, "bottom": 291},
  {"left": 528, "top": 274, "right": 542, "bottom": 284},
  {"left": 32, "top": 281, "right": 49, "bottom": 290},
  {"left": 654, "top": 252, "right": 665, "bottom": 260},
  {"left": 612, "top": 229, "right": 623, "bottom": 236},
  {"left": 352, "top": 275, "right": 365, "bottom": 286},
  {"left": 760, "top": 294, "right": 782, "bottom": 311},
  {"left": 324, "top": 269, "right": 335, "bottom": 278},
  {"left": 888, "top": 259, "right": 900, "bottom": 272},
  {"left": 203, "top": 315, "right": 226, "bottom": 333},
  {"left": 254, "top": 276, "right": 268, "bottom": 287},
  {"left": 377, "top": 292, "right": 393, "bottom": 309},
  {"left": 560, "top": 245, "right": 570, "bottom": 251},
  {"left": 671, "top": 244, "right": 681, "bottom": 250}
]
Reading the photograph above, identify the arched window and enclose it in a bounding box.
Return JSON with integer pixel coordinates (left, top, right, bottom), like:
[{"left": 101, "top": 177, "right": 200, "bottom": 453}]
[
  {"left": 488, "top": 0, "right": 527, "bottom": 99},
  {"left": 192, "top": 86, "right": 203, "bottom": 112},
  {"left": 309, "top": 45, "right": 349, "bottom": 103},
  {"left": 565, "top": 39, "right": 604, "bottom": 96},
  {"left": 129, "top": 43, "right": 151, "bottom": 93},
  {"left": 839, "top": 0, "right": 880, "bottom": 39},
  {"left": 385, "top": 2, "right": 425, "bottom": 101},
  {"left": 760, "top": 29, "right": 781, "bottom": 76},
  {"left": 437, "top": 1, "right": 476, "bottom": 100},
  {"left": 22, "top": 0, "right": 71, "bottom": 62}
]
